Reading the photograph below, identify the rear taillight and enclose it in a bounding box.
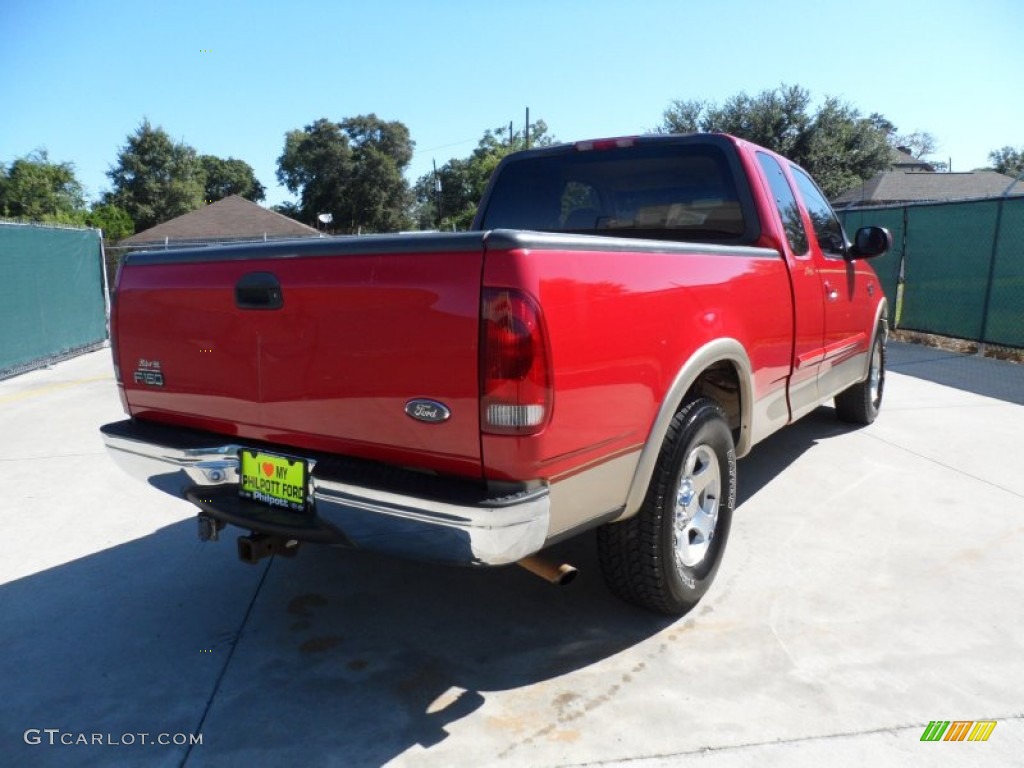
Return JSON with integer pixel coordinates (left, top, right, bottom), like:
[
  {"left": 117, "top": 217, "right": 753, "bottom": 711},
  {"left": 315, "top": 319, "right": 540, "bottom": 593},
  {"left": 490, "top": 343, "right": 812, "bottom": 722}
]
[{"left": 480, "top": 288, "right": 552, "bottom": 435}]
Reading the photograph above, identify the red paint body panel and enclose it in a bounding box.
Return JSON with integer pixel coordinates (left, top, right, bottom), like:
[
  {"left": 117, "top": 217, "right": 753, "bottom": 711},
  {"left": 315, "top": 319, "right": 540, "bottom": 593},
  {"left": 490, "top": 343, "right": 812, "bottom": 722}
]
[
  {"left": 479, "top": 244, "right": 791, "bottom": 481},
  {"left": 117, "top": 248, "right": 484, "bottom": 477},
  {"left": 113, "top": 133, "right": 886, "bottom": 493},
  {"left": 735, "top": 142, "right": 826, "bottom": 397}
]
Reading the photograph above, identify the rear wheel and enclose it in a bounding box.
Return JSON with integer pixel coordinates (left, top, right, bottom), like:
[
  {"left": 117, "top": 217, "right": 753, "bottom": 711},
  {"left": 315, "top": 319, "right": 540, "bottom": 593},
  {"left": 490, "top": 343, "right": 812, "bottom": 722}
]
[
  {"left": 835, "top": 330, "right": 885, "bottom": 424},
  {"left": 597, "top": 398, "right": 736, "bottom": 616}
]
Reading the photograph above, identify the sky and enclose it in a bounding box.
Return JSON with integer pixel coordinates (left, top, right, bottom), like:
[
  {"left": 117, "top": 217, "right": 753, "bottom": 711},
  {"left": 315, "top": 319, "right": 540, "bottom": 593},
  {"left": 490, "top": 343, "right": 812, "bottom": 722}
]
[{"left": 2, "top": 0, "right": 1022, "bottom": 209}]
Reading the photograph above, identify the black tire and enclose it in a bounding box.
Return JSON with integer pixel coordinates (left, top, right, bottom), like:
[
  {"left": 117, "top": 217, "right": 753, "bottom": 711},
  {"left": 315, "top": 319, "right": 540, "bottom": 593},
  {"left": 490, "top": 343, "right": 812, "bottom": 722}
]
[
  {"left": 597, "top": 397, "right": 736, "bottom": 616},
  {"left": 835, "top": 330, "right": 885, "bottom": 424}
]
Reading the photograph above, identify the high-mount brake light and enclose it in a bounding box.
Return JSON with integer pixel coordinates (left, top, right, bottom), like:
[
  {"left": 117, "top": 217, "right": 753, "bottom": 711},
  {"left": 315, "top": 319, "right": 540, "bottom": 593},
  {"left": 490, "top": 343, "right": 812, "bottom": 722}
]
[
  {"left": 574, "top": 137, "right": 637, "bottom": 152},
  {"left": 480, "top": 288, "right": 553, "bottom": 435}
]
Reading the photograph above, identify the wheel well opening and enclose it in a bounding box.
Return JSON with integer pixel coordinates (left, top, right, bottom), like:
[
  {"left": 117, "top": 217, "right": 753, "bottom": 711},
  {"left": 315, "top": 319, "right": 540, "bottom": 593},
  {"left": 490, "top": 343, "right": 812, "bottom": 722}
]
[{"left": 687, "top": 362, "right": 742, "bottom": 443}]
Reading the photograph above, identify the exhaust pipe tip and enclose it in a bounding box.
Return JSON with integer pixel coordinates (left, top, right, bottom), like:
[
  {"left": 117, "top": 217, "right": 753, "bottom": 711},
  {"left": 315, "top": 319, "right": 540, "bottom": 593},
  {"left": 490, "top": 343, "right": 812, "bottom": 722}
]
[
  {"left": 551, "top": 563, "right": 579, "bottom": 586},
  {"left": 516, "top": 554, "right": 578, "bottom": 586}
]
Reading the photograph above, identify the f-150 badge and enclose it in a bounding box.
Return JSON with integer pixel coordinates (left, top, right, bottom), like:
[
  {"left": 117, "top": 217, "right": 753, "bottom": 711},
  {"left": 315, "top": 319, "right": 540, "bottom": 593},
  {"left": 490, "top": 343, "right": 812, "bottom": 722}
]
[
  {"left": 404, "top": 399, "right": 450, "bottom": 423},
  {"left": 133, "top": 359, "right": 164, "bottom": 387}
]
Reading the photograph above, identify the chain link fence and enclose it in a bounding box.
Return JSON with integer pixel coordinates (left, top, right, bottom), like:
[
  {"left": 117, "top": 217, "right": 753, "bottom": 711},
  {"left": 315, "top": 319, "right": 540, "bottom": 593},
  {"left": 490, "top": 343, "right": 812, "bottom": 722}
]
[
  {"left": 840, "top": 195, "right": 1024, "bottom": 349},
  {"left": 103, "top": 233, "right": 328, "bottom": 290}
]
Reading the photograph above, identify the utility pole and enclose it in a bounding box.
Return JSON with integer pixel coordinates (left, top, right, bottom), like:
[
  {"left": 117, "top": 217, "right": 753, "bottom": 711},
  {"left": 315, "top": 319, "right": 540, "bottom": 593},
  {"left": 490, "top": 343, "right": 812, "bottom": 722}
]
[
  {"left": 432, "top": 159, "right": 442, "bottom": 230},
  {"left": 525, "top": 107, "right": 530, "bottom": 149}
]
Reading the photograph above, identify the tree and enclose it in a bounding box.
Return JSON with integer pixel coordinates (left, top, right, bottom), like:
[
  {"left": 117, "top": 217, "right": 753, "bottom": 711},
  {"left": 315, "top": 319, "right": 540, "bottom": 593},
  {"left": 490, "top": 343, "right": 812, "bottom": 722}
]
[
  {"left": 413, "top": 119, "right": 554, "bottom": 230},
  {"left": 271, "top": 201, "right": 304, "bottom": 221},
  {"left": 0, "top": 149, "right": 86, "bottom": 221},
  {"left": 277, "top": 118, "right": 349, "bottom": 228},
  {"left": 887, "top": 129, "right": 948, "bottom": 171},
  {"left": 868, "top": 112, "right": 896, "bottom": 137},
  {"left": 85, "top": 203, "right": 134, "bottom": 241},
  {"left": 802, "top": 97, "right": 897, "bottom": 197},
  {"left": 412, "top": 156, "right": 481, "bottom": 231},
  {"left": 199, "top": 155, "right": 266, "bottom": 203},
  {"left": 104, "top": 119, "right": 204, "bottom": 231},
  {"left": 891, "top": 130, "right": 937, "bottom": 159},
  {"left": 989, "top": 146, "right": 1024, "bottom": 176},
  {"left": 662, "top": 85, "right": 812, "bottom": 158},
  {"left": 276, "top": 114, "right": 414, "bottom": 234},
  {"left": 659, "top": 85, "right": 897, "bottom": 198}
]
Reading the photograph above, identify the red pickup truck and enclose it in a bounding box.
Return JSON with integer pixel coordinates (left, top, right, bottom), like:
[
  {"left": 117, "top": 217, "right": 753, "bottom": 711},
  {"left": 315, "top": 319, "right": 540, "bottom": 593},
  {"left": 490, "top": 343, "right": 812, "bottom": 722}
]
[{"left": 101, "top": 133, "right": 890, "bottom": 615}]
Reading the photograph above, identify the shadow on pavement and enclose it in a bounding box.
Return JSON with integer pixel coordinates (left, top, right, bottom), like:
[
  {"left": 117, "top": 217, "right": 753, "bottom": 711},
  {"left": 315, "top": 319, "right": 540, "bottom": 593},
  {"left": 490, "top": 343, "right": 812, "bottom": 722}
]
[
  {"left": 737, "top": 405, "right": 852, "bottom": 507},
  {"left": 195, "top": 535, "right": 676, "bottom": 765},
  {"left": 0, "top": 524, "right": 259, "bottom": 767},
  {"left": 0, "top": 519, "right": 671, "bottom": 767},
  {"left": 886, "top": 341, "right": 1024, "bottom": 405},
  {"left": 1, "top": 406, "right": 863, "bottom": 766}
]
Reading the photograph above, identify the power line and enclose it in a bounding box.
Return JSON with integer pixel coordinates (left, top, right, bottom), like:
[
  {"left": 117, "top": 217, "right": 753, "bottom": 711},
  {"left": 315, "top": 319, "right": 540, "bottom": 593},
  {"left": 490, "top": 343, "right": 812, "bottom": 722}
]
[{"left": 412, "top": 137, "right": 478, "bottom": 157}]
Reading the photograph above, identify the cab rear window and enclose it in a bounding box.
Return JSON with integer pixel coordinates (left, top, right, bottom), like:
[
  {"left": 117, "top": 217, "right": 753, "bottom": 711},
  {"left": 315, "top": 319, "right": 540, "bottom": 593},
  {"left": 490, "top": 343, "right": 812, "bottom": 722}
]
[{"left": 479, "top": 143, "right": 756, "bottom": 244}]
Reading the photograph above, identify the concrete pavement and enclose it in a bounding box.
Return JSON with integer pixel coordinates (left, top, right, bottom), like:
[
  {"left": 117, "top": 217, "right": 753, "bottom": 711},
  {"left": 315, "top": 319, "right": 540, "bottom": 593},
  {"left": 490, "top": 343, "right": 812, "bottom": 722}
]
[{"left": 1, "top": 345, "right": 1021, "bottom": 767}]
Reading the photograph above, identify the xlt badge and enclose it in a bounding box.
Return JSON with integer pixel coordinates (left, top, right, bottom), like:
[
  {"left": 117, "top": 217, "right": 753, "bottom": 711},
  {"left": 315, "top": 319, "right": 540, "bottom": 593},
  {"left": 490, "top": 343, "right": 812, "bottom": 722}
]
[{"left": 134, "top": 359, "right": 164, "bottom": 387}]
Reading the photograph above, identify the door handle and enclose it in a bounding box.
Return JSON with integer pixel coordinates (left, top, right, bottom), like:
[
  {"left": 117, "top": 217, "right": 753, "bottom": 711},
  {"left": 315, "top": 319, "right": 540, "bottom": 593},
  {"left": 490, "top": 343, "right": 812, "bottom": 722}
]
[
  {"left": 824, "top": 281, "right": 839, "bottom": 302},
  {"left": 235, "top": 272, "right": 283, "bottom": 310}
]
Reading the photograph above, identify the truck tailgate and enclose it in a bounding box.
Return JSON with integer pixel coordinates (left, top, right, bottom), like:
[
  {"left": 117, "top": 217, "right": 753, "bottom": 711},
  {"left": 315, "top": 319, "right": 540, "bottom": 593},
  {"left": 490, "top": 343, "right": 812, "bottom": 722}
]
[{"left": 114, "top": 235, "right": 485, "bottom": 477}]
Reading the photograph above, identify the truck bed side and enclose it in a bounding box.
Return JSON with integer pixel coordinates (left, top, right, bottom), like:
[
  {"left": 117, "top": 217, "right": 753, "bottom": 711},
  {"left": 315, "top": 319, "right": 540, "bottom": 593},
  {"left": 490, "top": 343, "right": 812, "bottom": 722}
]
[{"left": 479, "top": 230, "right": 792, "bottom": 537}]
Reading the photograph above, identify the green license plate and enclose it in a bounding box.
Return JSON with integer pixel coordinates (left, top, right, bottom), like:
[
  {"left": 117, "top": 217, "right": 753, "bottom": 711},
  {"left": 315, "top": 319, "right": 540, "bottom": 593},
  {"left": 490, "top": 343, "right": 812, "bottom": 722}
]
[{"left": 238, "top": 449, "right": 308, "bottom": 513}]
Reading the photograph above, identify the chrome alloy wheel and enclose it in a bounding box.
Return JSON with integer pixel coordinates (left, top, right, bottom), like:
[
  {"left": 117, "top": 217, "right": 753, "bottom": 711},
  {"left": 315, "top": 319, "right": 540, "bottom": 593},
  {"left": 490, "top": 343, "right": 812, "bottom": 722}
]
[
  {"left": 673, "top": 443, "right": 721, "bottom": 569},
  {"left": 869, "top": 342, "right": 883, "bottom": 406}
]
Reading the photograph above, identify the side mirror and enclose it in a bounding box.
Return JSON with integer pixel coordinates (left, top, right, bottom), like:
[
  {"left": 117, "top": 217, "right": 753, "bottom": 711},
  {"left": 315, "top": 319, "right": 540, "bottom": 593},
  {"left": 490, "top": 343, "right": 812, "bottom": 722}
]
[{"left": 848, "top": 226, "right": 892, "bottom": 259}]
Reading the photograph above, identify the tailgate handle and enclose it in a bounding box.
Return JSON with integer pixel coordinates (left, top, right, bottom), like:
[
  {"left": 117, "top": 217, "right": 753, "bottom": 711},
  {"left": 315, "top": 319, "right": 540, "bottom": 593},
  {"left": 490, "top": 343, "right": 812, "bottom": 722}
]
[{"left": 235, "top": 272, "right": 283, "bottom": 310}]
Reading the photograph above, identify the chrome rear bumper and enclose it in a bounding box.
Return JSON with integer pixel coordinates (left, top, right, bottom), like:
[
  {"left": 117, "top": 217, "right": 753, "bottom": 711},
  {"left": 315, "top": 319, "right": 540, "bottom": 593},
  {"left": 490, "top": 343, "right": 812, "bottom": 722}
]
[{"left": 100, "top": 419, "right": 549, "bottom": 566}]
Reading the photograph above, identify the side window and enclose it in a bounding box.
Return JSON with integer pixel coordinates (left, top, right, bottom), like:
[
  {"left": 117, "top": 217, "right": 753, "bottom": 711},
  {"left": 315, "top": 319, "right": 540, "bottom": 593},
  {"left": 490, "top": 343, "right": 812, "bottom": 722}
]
[
  {"left": 791, "top": 166, "right": 846, "bottom": 259},
  {"left": 756, "top": 152, "right": 808, "bottom": 255}
]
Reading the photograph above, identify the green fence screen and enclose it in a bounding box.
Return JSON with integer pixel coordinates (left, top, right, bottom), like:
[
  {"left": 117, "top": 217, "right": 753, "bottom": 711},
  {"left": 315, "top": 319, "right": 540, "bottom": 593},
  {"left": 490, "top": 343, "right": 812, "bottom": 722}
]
[
  {"left": 840, "top": 195, "right": 1024, "bottom": 348},
  {"left": 838, "top": 207, "right": 905, "bottom": 324},
  {"left": 0, "top": 223, "right": 108, "bottom": 377},
  {"left": 985, "top": 196, "right": 1024, "bottom": 347},
  {"left": 901, "top": 199, "right": 1000, "bottom": 341}
]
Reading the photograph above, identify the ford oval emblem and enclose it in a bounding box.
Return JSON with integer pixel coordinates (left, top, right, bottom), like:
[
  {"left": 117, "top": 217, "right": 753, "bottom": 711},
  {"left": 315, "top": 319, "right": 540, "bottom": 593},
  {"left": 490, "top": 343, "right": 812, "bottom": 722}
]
[{"left": 405, "top": 399, "right": 451, "bottom": 424}]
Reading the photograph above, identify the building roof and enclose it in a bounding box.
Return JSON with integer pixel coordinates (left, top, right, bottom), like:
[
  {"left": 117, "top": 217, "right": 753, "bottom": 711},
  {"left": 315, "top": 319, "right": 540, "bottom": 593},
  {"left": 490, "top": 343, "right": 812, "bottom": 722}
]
[
  {"left": 833, "top": 170, "right": 1024, "bottom": 207},
  {"left": 890, "top": 147, "right": 934, "bottom": 172},
  {"left": 122, "top": 195, "right": 319, "bottom": 245}
]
